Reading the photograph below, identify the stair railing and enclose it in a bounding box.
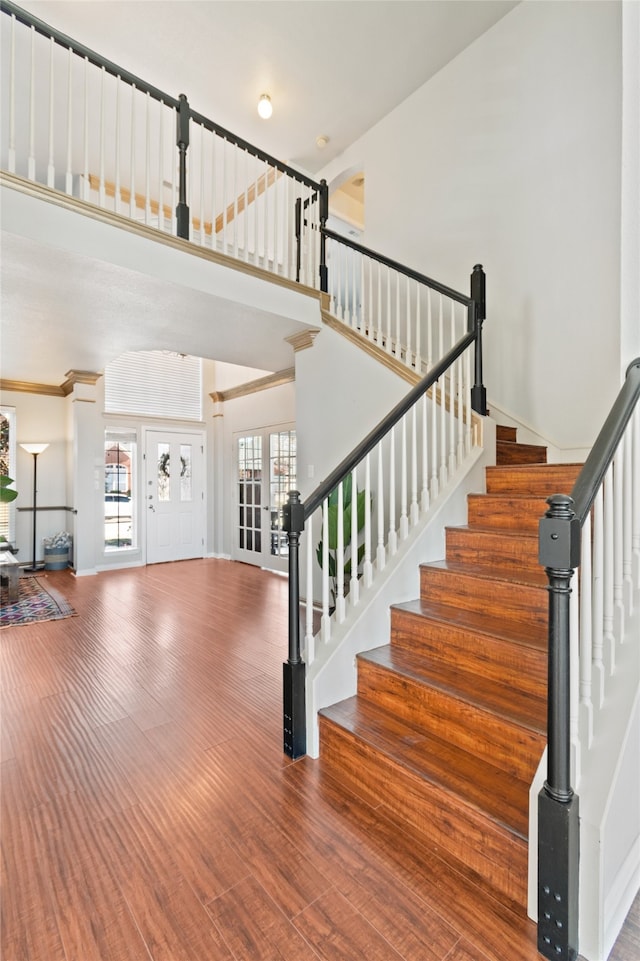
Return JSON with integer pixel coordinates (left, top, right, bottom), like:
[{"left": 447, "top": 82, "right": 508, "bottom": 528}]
[
  {"left": 0, "top": 0, "right": 324, "bottom": 288},
  {"left": 537, "top": 357, "right": 640, "bottom": 961},
  {"left": 323, "top": 229, "right": 487, "bottom": 411},
  {"left": 283, "top": 269, "right": 487, "bottom": 758}
]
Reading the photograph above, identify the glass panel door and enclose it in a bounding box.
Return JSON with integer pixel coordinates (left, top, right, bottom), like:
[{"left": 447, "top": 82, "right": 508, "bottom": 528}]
[{"left": 233, "top": 426, "right": 296, "bottom": 572}]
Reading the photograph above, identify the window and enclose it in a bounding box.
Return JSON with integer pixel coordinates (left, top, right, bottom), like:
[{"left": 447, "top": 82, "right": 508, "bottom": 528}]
[
  {"left": 104, "top": 430, "right": 136, "bottom": 551},
  {"left": 104, "top": 351, "right": 202, "bottom": 420}
]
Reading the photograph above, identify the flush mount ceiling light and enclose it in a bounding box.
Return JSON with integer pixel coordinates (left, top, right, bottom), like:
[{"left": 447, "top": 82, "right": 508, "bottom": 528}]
[
  {"left": 316, "top": 135, "right": 329, "bottom": 149},
  {"left": 257, "top": 94, "right": 272, "bottom": 119}
]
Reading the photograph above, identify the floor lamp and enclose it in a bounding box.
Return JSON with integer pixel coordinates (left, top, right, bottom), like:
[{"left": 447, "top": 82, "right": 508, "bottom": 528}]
[{"left": 20, "top": 443, "right": 49, "bottom": 572}]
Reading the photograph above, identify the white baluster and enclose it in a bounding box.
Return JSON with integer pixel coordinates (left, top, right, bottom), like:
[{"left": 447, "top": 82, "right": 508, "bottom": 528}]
[
  {"left": 65, "top": 47, "right": 73, "bottom": 194},
  {"left": 253, "top": 155, "right": 260, "bottom": 265},
  {"left": 171, "top": 106, "right": 177, "bottom": 235},
  {"left": 426, "top": 288, "right": 433, "bottom": 370},
  {"left": 448, "top": 307, "right": 457, "bottom": 476},
  {"left": 406, "top": 276, "right": 412, "bottom": 368},
  {"left": 569, "top": 577, "right": 582, "bottom": 787},
  {"left": 363, "top": 454, "right": 373, "bottom": 587},
  {"left": 336, "top": 243, "right": 343, "bottom": 319},
  {"left": 579, "top": 516, "right": 594, "bottom": 747},
  {"left": 157, "top": 99, "right": 164, "bottom": 230},
  {"left": 633, "top": 406, "right": 640, "bottom": 588},
  {"left": 622, "top": 430, "right": 634, "bottom": 613},
  {"left": 336, "top": 483, "right": 346, "bottom": 623},
  {"left": 386, "top": 266, "right": 392, "bottom": 353},
  {"left": 456, "top": 356, "right": 465, "bottom": 464},
  {"left": 350, "top": 469, "right": 360, "bottom": 605},
  {"left": 98, "top": 68, "right": 106, "bottom": 207},
  {"left": 321, "top": 499, "right": 331, "bottom": 643},
  {"left": 114, "top": 77, "right": 121, "bottom": 213},
  {"left": 465, "top": 347, "right": 473, "bottom": 454},
  {"left": 28, "top": 26, "right": 35, "bottom": 181},
  {"left": 592, "top": 487, "right": 605, "bottom": 708},
  {"left": 410, "top": 408, "right": 419, "bottom": 527},
  {"left": 603, "top": 466, "right": 616, "bottom": 674},
  {"left": 376, "top": 446, "right": 385, "bottom": 572},
  {"left": 305, "top": 517, "right": 315, "bottom": 665},
  {"left": 221, "top": 139, "right": 228, "bottom": 252},
  {"left": 430, "top": 378, "right": 439, "bottom": 501},
  {"left": 359, "top": 255, "right": 365, "bottom": 333},
  {"left": 8, "top": 15, "right": 16, "bottom": 174},
  {"left": 395, "top": 271, "right": 401, "bottom": 358},
  {"left": 233, "top": 144, "right": 239, "bottom": 260},
  {"left": 421, "top": 393, "right": 429, "bottom": 512},
  {"left": 399, "top": 417, "right": 409, "bottom": 539},
  {"left": 375, "top": 260, "right": 382, "bottom": 344},
  {"left": 415, "top": 282, "right": 422, "bottom": 372},
  {"left": 613, "top": 450, "right": 625, "bottom": 636},
  {"left": 83, "top": 58, "right": 89, "bottom": 200},
  {"left": 129, "top": 84, "right": 136, "bottom": 218},
  {"left": 244, "top": 150, "right": 250, "bottom": 263},
  {"left": 197, "top": 124, "right": 205, "bottom": 243},
  {"left": 47, "top": 37, "right": 55, "bottom": 187},
  {"left": 388, "top": 427, "right": 398, "bottom": 555},
  {"left": 352, "top": 247, "right": 357, "bottom": 328}
]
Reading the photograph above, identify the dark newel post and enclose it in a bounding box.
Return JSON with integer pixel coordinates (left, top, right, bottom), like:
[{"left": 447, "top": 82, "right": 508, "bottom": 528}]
[
  {"left": 282, "top": 490, "right": 306, "bottom": 758},
  {"left": 319, "top": 179, "right": 329, "bottom": 293},
  {"left": 176, "top": 93, "right": 190, "bottom": 240},
  {"left": 537, "top": 494, "right": 580, "bottom": 961},
  {"left": 295, "top": 197, "right": 302, "bottom": 284},
  {"left": 470, "top": 263, "right": 487, "bottom": 415}
]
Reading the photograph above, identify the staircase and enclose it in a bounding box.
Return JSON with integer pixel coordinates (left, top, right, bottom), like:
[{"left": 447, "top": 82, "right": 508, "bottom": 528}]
[{"left": 318, "top": 426, "right": 582, "bottom": 910}]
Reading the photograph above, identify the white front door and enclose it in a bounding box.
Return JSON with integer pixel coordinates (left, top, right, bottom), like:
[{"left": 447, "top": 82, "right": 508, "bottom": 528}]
[
  {"left": 232, "top": 426, "right": 296, "bottom": 572},
  {"left": 145, "top": 430, "right": 205, "bottom": 564}
]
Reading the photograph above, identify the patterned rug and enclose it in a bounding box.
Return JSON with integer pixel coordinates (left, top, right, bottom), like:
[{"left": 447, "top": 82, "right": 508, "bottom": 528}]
[{"left": 0, "top": 575, "right": 77, "bottom": 628}]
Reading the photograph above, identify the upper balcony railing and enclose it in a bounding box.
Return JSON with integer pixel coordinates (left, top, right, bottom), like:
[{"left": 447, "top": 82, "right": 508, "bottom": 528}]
[{"left": 0, "top": 0, "right": 325, "bottom": 288}]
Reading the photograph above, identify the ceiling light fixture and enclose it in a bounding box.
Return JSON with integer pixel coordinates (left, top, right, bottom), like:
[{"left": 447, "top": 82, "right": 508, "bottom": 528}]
[
  {"left": 316, "top": 135, "right": 329, "bottom": 149},
  {"left": 257, "top": 94, "right": 272, "bottom": 119}
]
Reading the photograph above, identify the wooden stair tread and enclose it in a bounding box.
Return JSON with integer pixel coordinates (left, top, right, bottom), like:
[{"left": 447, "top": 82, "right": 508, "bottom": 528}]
[
  {"left": 422, "top": 557, "right": 548, "bottom": 589},
  {"left": 485, "top": 463, "right": 582, "bottom": 495},
  {"left": 320, "top": 696, "right": 531, "bottom": 838},
  {"left": 496, "top": 439, "right": 547, "bottom": 465},
  {"left": 391, "top": 597, "right": 546, "bottom": 651},
  {"left": 359, "top": 645, "right": 546, "bottom": 733}
]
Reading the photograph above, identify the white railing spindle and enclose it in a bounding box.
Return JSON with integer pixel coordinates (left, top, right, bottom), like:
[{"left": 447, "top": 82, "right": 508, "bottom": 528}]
[
  {"left": 65, "top": 47, "right": 73, "bottom": 194},
  {"left": 47, "top": 36, "right": 55, "bottom": 188},
  {"left": 28, "top": 26, "right": 36, "bottom": 181},
  {"left": 363, "top": 454, "right": 373, "bottom": 587},
  {"left": 336, "top": 482, "right": 346, "bottom": 623},
  {"left": 579, "top": 516, "right": 594, "bottom": 747},
  {"left": 8, "top": 15, "right": 16, "bottom": 173},
  {"left": 350, "top": 469, "right": 360, "bottom": 605}
]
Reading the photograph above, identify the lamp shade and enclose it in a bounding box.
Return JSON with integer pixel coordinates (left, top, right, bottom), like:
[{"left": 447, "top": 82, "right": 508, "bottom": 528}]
[{"left": 20, "top": 443, "right": 49, "bottom": 455}]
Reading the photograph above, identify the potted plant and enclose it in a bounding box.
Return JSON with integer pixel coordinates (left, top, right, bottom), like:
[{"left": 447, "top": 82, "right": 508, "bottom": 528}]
[
  {"left": 0, "top": 476, "right": 18, "bottom": 553},
  {"left": 316, "top": 475, "right": 367, "bottom": 610}
]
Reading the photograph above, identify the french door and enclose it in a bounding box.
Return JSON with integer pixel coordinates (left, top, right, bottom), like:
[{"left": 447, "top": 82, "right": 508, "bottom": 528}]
[
  {"left": 233, "top": 426, "right": 296, "bottom": 572},
  {"left": 145, "top": 430, "right": 205, "bottom": 564}
]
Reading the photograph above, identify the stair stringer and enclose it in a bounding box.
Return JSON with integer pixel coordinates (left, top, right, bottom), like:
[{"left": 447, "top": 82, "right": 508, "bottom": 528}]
[
  {"left": 527, "top": 582, "right": 640, "bottom": 961},
  {"left": 305, "top": 424, "right": 495, "bottom": 758}
]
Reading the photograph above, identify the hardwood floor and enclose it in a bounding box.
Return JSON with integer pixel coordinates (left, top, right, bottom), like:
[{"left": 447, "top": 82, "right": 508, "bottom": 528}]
[{"left": 0, "top": 559, "right": 636, "bottom": 961}]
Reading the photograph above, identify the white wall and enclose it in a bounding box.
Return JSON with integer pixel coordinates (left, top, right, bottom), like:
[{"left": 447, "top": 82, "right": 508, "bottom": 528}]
[
  {"left": 294, "top": 326, "right": 410, "bottom": 503},
  {"left": 319, "top": 0, "right": 623, "bottom": 452}
]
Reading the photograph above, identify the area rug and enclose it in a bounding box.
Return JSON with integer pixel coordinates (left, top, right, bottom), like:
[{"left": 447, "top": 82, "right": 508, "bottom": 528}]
[{"left": 0, "top": 575, "right": 77, "bottom": 628}]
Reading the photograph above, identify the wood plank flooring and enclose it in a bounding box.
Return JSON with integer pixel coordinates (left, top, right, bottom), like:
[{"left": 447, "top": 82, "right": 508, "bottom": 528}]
[{"left": 0, "top": 559, "right": 636, "bottom": 961}]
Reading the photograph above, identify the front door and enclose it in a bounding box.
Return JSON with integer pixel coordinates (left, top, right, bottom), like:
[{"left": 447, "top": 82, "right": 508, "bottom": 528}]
[
  {"left": 233, "top": 426, "right": 296, "bottom": 572},
  {"left": 145, "top": 430, "right": 205, "bottom": 564}
]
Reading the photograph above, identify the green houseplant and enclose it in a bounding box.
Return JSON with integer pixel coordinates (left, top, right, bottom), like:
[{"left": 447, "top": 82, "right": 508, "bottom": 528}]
[
  {"left": 0, "top": 476, "right": 18, "bottom": 550},
  {"left": 316, "top": 475, "right": 367, "bottom": 609}
]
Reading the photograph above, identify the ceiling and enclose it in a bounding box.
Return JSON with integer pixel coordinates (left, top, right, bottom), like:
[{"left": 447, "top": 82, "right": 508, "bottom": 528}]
[{"left": 1, "top": 0, "right": 519, "bottom": 386}]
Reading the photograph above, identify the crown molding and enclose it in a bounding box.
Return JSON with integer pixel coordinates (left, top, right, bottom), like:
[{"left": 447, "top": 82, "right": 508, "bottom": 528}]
[
  {"left": 284, "top": 329, "right": 321, "bottom": 353},
  {"left": 209, "top": 367, "right": 295, "bottom": 404}
]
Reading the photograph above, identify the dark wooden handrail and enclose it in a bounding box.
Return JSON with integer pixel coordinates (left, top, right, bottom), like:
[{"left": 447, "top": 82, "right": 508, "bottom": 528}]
[
  {"left": 569, "top": 357, "right": 640, "bottom": 526},
  {"left": 0, "top": 0, "right": 181, "bottom": 108},
  {"left": 323, "top": 227, "right": 473, "bottom": 306},
  {"left": 303, "top": 330, "right": 476, "bottom": 520}
]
